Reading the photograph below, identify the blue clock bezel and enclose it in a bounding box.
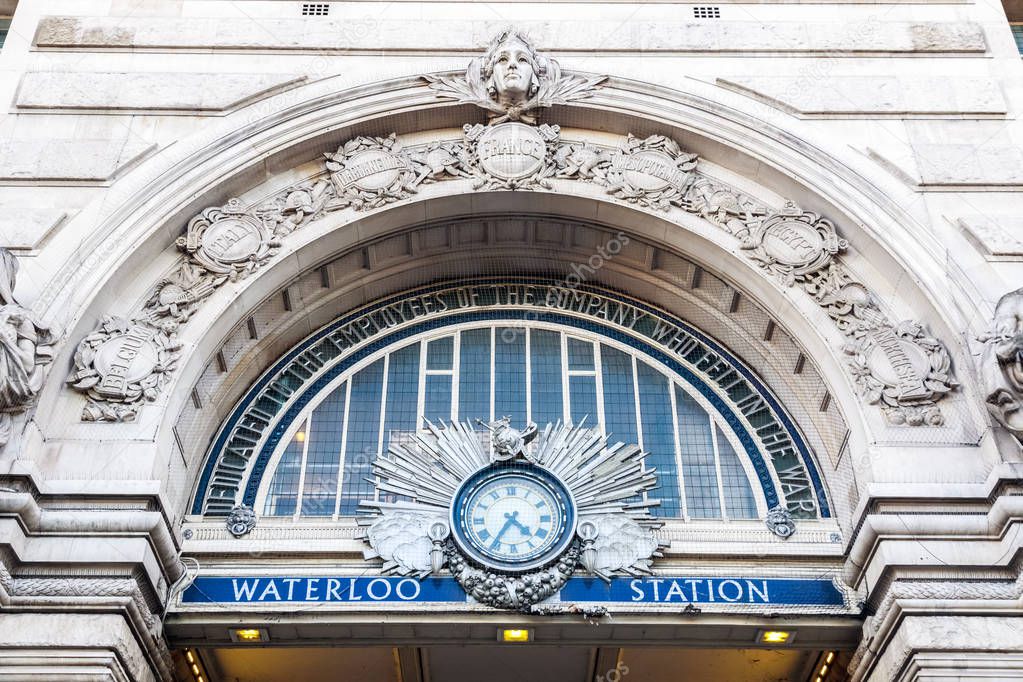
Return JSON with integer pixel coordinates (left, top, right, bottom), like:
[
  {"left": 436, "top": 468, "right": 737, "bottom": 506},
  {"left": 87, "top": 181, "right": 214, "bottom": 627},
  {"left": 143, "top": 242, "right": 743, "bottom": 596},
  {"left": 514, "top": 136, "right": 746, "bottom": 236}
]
[{"left": 450, "top": 463, "right": 577, "bottom": 573}]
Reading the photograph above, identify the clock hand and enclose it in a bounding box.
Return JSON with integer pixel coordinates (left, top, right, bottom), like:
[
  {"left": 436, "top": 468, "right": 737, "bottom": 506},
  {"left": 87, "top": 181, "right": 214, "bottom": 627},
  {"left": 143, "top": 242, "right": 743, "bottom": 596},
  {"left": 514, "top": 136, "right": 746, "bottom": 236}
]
[
  {"left": 492, "top": 516, "right": 517, "bottom": 544},
  {"left": 504, "top": 511, "right": 532, "bottom": 537}
]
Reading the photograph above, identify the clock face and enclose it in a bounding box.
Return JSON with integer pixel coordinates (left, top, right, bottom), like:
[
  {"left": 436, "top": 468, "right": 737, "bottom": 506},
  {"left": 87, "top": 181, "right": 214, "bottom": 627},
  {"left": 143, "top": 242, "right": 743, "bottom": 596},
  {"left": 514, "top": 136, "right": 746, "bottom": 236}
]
[{"left": 452, "top": 464, "right": 576, "bottom": 572}]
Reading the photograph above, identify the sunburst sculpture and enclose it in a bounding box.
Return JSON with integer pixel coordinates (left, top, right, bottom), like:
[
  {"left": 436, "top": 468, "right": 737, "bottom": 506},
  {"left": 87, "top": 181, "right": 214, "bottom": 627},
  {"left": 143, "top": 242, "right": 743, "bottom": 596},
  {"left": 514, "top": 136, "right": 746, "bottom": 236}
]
[{"left": 358, "top": 419, "right": 663, "bottom": 610}]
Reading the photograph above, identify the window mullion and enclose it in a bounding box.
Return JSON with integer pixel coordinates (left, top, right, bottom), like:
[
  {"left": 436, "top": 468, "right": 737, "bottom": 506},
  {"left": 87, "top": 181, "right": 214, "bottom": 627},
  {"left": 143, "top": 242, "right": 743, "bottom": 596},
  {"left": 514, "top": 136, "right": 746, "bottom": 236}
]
[
  {"left": 710, "top": 415, "right": 728, "bottom": 520},
  {"left": 631, "top": 355, "right": 644, "bottom": 449},
  {"left": 293, "top": 414, "right": 312, "bottom": 521},
  {"left": 593, "top": 341, "right": 606, "bottom": 438},
  {"left": 416, "top": 341, "right": 428, "bottom": 430},
  {"left": 669, "top": 382, "right": 689, "bottom": 521},
  {"left": 489, "top": 326, "right": 496, "bottom": 423},
  {"left": 560, "top": 331, "right": 570, "bottom": 426},
  {"left": 374, "top": 354, "right": 390, "bottom": 503},
  {"left": 333, "top": 381, "right": 353, "bottom": 518},
  {"left": 451, "top": 332, "right": 461, "bottom": 423},
  {"left": 525, "top": 327, "right": 532, "bottom": 425}
]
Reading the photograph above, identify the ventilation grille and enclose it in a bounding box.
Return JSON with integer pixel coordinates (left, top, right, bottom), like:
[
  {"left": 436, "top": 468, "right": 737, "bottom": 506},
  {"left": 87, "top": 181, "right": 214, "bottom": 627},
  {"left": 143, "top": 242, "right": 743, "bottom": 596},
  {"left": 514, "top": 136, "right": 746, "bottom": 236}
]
[
  {"left": 693, "top": 6, "right": 721, "bottom": 18},
  {"left": 302, "top": 3, "right": 330, "bottom": 16}
]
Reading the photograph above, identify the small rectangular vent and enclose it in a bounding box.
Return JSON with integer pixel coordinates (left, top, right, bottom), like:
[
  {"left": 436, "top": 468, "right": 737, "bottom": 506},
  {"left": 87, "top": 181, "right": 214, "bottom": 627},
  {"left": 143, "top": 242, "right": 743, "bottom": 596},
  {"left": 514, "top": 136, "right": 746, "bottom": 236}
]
[
  {"left": 693, "top": 6, "right": 721, "bottom": 18},
  {"left": 302, "top": 3, "right": 330, "bottom": 16}
]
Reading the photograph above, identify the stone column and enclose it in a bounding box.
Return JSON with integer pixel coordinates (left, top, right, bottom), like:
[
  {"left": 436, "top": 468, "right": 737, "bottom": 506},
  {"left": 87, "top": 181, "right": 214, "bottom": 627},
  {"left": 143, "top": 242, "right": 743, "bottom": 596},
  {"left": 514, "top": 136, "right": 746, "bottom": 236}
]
[
  {"left": 847, "top": 464, "right": 1023, "bottom": 681},
  {"left": 0, "top": 464, "right": 180, "bottom": 682}
]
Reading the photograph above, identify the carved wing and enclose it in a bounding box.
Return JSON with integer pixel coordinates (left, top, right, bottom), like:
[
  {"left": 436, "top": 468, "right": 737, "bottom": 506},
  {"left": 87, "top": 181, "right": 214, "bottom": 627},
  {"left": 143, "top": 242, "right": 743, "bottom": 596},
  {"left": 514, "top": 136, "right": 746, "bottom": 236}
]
[
  {"left": 535, "top": 63, "right": 608, "bottom": 108},
  {"left": 422, "top": 58, "right": 505, "bottom": 115},
  {"left": 587, "top": 514, "right": 661, "bottom": 578},
  {"left": 363, "top": 510, "right": 444, "bottom": 576}
]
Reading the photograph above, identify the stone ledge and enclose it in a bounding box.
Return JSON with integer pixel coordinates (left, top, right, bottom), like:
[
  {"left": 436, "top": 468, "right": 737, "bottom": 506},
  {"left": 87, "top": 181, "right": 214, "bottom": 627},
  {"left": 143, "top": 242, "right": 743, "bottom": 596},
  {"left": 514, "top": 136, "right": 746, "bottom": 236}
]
[
  {"left": 955, "top": 215, "right": 1023, "bottom": 258},
  {"left": 716, "top": 76, "right": 1006, "bottom": 117},
  {"left": 0, "top": 138, "right": 156, "bottom": 183},
  {"left": 15, "top": 72, "right": 307, "bottom": 113},
  {"left": 33, "top": 16, "right": 988, "bottom": 54}
]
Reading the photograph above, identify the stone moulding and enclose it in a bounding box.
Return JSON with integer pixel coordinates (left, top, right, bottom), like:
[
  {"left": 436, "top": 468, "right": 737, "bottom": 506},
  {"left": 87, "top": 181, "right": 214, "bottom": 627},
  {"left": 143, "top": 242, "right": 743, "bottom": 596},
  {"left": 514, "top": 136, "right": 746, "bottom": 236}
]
[{"left": 65, "top": 30, "right": 958, "bottom": 428}]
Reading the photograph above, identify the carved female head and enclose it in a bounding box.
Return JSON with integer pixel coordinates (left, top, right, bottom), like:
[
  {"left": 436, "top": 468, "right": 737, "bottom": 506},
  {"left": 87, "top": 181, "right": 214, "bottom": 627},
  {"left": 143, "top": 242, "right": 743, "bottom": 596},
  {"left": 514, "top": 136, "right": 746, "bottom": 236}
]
[{"left": 483, "top": 31, "right": 543, "bottom": 106}]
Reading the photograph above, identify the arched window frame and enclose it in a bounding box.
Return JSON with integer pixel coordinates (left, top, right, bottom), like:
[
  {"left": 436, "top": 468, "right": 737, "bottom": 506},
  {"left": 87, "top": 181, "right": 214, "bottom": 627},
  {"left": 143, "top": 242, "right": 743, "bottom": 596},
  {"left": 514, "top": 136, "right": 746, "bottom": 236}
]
[{"left": 252, "top": 320, "right": 770, "bottom": 522}]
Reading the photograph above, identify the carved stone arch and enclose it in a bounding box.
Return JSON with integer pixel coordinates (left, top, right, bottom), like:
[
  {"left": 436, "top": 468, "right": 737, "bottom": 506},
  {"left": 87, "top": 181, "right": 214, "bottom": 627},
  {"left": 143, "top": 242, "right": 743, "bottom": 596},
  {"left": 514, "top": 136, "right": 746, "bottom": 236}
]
[{"left": 25, "top": 69, "right": 993, "bottom": 535}]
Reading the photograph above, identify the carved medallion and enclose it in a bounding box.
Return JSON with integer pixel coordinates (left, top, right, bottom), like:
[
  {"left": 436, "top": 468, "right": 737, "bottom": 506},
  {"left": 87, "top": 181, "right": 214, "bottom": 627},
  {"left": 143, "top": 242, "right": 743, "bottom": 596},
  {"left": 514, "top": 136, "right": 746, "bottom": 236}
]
[
  {"left": 739, "top": 203, "right": 847, "bottom": 286},
  {"left": 845, "top": 321, "right": 956, "bottom": 426},
  {"left": 478, "top": 123, "right": 547, "bottom": 180},
  {"left": 325, "top": 134, "right": 420, "bottom": 211},
  {"left": 177, "top": 199, "right": 278, "bottom": 280},
  {"left": 464, "top": 122, "right": 560, "bottom": 190},
  {"left": 606, "top": 135, "right": 698, "bottom": 210},
  {"left": 67, "top": 316, "right": 181, "bottom": 422}
]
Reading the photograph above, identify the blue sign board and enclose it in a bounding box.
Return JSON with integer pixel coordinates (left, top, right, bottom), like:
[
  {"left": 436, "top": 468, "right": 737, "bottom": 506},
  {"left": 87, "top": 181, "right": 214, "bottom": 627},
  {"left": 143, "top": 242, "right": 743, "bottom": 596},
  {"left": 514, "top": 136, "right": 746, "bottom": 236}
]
[{"left": 181, "top": 575, "right": 845, "bottom": 607}]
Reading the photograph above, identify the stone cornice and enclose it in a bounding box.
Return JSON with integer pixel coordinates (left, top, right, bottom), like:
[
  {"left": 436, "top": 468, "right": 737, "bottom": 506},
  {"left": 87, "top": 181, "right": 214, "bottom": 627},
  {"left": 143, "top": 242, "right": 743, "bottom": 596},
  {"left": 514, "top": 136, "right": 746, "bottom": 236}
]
[{"left": 0, "top": 467, "right": 183, "bottom": 588}]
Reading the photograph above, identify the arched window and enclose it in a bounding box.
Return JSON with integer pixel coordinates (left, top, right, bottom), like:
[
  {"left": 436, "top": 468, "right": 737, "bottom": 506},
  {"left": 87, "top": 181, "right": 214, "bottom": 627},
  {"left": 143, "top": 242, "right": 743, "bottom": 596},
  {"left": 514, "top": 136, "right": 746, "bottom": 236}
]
[{"left": 256, "top": 323, "right": 763, "bottom": 521}]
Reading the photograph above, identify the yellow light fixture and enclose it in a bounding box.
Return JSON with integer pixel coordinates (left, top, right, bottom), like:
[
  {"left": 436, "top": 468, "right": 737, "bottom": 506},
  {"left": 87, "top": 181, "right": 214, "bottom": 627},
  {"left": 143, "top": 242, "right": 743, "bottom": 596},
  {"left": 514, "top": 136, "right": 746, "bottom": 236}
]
[
  {"left": 186, "top": 650, "right": 194, "bottom": 664},
  {"left": 757, "top": 629, "right": 794, "bottom": 645},
  {"left": 825, "top": 651, "right": 835, "bottom": 664},
  {"left": 820, "top": 664, "right": 829, "bottom": 676},
  {"left": 295, "top": 431, "right": 306, "bottom": 442},
  {"left": 499, "top": 628, "right": 531, "bottom": 643},
  {"left": 230, "top": 627, "right": 268, "bottom": 643},
  {"left": 191, "top": 664, "right": 200, "bottom": 676}
]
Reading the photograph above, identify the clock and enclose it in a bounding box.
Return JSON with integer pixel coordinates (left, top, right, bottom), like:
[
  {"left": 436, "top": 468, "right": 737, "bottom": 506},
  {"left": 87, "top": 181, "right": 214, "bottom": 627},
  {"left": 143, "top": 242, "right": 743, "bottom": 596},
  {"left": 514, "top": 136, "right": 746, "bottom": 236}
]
[{"left": 451, "top": 463, "right": 576, "bottom": 572}]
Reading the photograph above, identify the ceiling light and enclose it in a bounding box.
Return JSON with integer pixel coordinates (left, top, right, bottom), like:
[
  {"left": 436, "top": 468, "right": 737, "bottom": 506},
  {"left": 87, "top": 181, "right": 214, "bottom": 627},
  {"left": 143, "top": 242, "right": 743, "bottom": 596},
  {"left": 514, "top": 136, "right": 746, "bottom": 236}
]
[
  {"left": 230, "top": 627, "right": 268, "bottom": 643},
  {"left": 757, "top": 629, "right": 794, "bottom": 645},
  {"left": 499, "top": 628, "right": 531, "bottom": 643}
]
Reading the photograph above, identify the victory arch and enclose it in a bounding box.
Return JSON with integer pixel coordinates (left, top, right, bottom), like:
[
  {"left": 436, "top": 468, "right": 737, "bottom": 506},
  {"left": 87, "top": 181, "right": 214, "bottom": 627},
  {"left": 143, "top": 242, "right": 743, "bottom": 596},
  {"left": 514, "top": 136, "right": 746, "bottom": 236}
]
[{"left": 2, "top": 16, "right": 1023, "bottom": 682}]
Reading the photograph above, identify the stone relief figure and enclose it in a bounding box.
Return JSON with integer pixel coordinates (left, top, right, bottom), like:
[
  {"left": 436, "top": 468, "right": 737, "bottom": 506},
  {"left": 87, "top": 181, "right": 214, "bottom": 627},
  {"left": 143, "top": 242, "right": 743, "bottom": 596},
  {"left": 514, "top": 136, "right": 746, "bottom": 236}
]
[
  {"left": 423, "top": 30, "right": 606, "bottom": 124},
  {"left": 0, "top": 248, "right": 53, "bottom": 446},
  {"left": 979, "top": 287, "right": 1023, "bottom": 443}
]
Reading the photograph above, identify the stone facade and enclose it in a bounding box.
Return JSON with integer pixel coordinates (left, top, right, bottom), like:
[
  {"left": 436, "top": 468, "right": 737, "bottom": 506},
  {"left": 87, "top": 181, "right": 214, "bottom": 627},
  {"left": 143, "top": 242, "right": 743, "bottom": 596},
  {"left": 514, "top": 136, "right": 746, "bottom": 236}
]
[{"left": 1, "top": 1, "right": 1022, "bottom": 681}]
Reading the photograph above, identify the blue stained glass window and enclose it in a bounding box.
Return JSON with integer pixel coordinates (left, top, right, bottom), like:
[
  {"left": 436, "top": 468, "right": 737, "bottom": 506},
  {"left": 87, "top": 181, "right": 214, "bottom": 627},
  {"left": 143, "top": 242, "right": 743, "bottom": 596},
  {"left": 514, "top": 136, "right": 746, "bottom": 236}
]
[
  {"left": 338, "top": 358, "right": 385, "bottom": 515},
  {"left": 567, "top": 337, "right": 594, "bottom": 370},
  {"left": 426, "top": 337, "right": 454, "bottom": 370},
  {"left": 675, "top": 385, "right": 721, "bottom": 518},
  {"left": 263, "top": 426, "right": 305, "bottom": 516},
  {"left": 300, "top": 383, "right": 346, "bottom": 516},
  {"left": 494, "top": 327, "right": 527, "bottom": 427},
  {"left": 458, "top": 329, "right": 491, "bottom": 427},
  {"left": 717, "top": 425, "right": 758, "bottom": 519},
  {"left": 600, "top": 344, "right": 639, "bottom": 445},
  {"left": 425, "top": 374, "right": 453, "bottom": 423},
  {"left": 569, "top": 375, "right": 598, "bottom": 428},
  {"left": 530, "top": 329, "right": 564, "bottom": 426},
  {"left": 637, "top": 362, "right": 681, "bottom": 517},
  {"left": 259, "top": 323, "right": 769, "bottom": 522}
]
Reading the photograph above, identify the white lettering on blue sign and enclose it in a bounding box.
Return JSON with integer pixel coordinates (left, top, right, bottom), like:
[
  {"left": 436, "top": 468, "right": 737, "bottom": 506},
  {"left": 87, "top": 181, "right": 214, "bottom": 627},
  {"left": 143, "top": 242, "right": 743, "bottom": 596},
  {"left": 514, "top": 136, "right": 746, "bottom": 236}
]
[{"left": 185, "top": 576, "right": 843, "bottom": 607}]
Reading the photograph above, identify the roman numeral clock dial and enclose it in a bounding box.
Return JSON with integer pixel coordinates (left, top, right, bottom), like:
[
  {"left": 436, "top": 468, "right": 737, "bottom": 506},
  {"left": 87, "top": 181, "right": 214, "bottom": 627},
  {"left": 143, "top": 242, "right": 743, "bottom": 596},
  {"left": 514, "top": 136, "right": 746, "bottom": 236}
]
[{"left": 452, "top": 465, "right": 576, "bottom": 572}]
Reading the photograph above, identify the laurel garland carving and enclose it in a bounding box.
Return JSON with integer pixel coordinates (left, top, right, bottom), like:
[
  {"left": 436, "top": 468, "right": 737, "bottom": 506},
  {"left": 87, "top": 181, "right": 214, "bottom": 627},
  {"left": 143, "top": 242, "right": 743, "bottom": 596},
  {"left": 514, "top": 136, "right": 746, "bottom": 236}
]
[{"left": 65, "top": 29, "right": 958, "bottom": 427}]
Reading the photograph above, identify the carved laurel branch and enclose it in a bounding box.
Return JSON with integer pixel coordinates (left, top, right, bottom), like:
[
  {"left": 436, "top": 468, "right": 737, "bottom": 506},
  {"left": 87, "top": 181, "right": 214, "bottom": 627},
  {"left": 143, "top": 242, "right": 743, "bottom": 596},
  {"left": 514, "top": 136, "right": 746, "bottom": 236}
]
[{"left": 66, "top": 128, "right": 957, "bottom": 425}]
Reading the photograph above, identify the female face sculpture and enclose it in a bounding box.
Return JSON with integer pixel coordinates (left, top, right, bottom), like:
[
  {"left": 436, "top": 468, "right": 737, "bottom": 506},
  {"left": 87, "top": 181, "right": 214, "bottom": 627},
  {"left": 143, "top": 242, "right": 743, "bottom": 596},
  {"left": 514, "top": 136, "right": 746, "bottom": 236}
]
[{"left": 488, "top": 37, "right": 537, "bottom": 106}]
